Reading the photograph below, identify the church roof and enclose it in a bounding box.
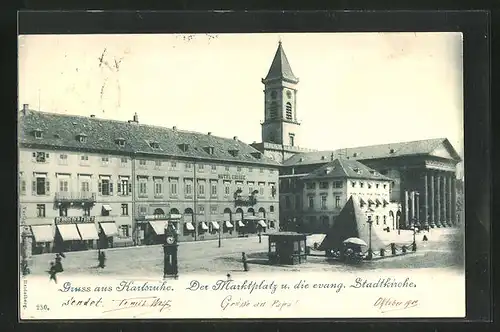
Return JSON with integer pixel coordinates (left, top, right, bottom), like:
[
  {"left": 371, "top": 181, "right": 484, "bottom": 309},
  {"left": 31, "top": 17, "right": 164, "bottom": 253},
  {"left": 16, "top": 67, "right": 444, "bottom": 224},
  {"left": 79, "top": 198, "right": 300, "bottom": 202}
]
[
  {"left": 18, "top": 109, "right": 281, "bottom": 166},
  {"left": 263, "top": 42, "right": 299, "bottom": 83},
  {"left": 302, "top": 158, "right": 392, "bottom": 181},
  {"left": 283, "top": 138, "right": 462, "bottom": 166}
]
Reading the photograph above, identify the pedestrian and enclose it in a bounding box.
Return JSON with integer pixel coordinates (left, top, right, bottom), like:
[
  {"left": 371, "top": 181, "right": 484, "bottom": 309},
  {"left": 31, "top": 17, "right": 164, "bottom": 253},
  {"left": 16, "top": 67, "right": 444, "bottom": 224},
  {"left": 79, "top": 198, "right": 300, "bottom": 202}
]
[
  {"left": 422, "top": 235, "right": 428, "bottom": 241},
  {"left": 242, "top": 252, "right": 249, "bottom": 272},
  {"left": 258, "top": 232, "right": 262, "bottom": 243},
  {"left": 98, "top": 251, "right": 106, "bottom": 268},
  {"left": 48, "top": 262, "right": 58, "bottom": 284},
  {"left": 55, "top": 253, "right": 64, "bottom": 273}
]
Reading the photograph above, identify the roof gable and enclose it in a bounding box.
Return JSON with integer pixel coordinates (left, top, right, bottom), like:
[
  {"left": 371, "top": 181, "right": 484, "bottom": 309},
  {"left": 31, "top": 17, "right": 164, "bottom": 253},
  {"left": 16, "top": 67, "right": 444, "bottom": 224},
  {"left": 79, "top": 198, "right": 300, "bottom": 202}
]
[{"left": 302, "top": 158, "right": 392, "bottom": 181}]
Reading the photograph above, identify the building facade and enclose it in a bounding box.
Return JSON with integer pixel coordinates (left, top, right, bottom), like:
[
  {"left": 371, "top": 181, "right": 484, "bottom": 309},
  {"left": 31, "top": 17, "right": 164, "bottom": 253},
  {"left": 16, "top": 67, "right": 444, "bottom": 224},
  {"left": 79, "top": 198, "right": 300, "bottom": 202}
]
[
  {"left": 18, "top": 107, "right": 280, "bottom": 254},
  {"left": 252, "top": 42, "right": 462, "bottom": 231}
]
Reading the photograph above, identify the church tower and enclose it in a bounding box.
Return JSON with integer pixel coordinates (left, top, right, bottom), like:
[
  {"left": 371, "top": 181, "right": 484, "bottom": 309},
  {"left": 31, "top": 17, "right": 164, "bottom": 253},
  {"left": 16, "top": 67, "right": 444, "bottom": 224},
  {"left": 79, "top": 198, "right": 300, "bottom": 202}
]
[{"left": 261, "top": 41, "right": 301, "bottom": 147}]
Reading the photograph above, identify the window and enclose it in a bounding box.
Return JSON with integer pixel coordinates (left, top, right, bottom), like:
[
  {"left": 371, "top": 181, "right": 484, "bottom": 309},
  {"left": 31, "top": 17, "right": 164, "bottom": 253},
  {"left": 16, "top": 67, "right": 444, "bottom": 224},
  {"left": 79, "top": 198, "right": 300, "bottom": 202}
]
[
  {"left": 83, "top": 206, "right": 91, "bottom": 216},
  {"left": 368, "top": 183, "right": 372, "bottom": 189},
  {"left": 351, "top": 181, "right": 356, "bottom": 188},
  {"left": 198, "top": 181, "right": 205, "bottom": 197},
  {"left": 289, "top": 133, "right": 295, "bottom": 146},
  {"left": 225, "top": 166, "right": 230, "bottom": 171},
  {"left": 376, "top": 183, "right": 379, "bottom": 189},
  {"left": 36, "top": 204, "right": 45, "bottom": 217},
  {"left": 376, "top": 216, "right": 380, "bottom": 225},
  {"left": 34, "top": 176, "right": 49, "bottom": 195},
  {"left": 270, "top": 205, "right": 275, "bottom": 213},
  {"left": 198, "top": 164, "right": 204, "bottom": 171},
  {"left": 306, "top": 182, "right": 316, "bottom": 190},
  {"left": 308, "top": 196, "right": 314, "bottom": 209},
  {"left": 248, "top": 167, "right": 253, "bottom": 173},
  {"left": 138, "top": 206, "right": 147, "bottom": 215},
  {"left": 59, "top": 178, "right": 69, "bottom": 192},
  {"left": 80, "top": 180, "right": 90, "bottom": 192},
  {"left": 149, "top": 142, "right": 160, "bottom": 149},
  {"left": 19, "top": 177, "right": 26, "bottom": 195},
  {"left": 119, "top": 225, "right": 130, "bottom": 237},
  {"left": 320, "top": 182, "right": 329, "bottom": 189},
  {"left": 120, "top": 158, "right": 128, "bottom": 166},
  {"left": 247, "top": 182, "right": 254, "bottom": 194},
  {"left": 333, "top": 181, "right": 343, "bottom": 188},
  {"left": 360, "top": 182, "right": 365, "bottom": 188},
  {"left": 237, "top": 166, "right": 241, "bottom": 172},
  {"left": 383, "top": 215, "right": 387, "bottom": 225},
  {"left": 58, "top": 154, "right": 68, "bottom": 165},
  {"left": 211, "top": 165, "right": 217, "bottom": 172},
  {"left": 121, "top": 204, "right": 129, "bottom": 216},
  {"left": 210, "top": 182, "right": 217, "bottom": 197},
  {"left": 259, "top": 183, "right": 265, "bottom": 196},
  {"left": 155, "top": 160, "right": 162, "bottom": 167},
  {"left": 185, "top": 163, "right": 192, "bottom": 170},
  {"left": 260, "top": 168, "right": 264, "bottom": 173},
  {"left": 269, "top": 101, "right": 278, "bottom": 119},
  {"left": 185, "top": 181, "right": 193, "bottom": 196},
  {"left": 154, "top": 179, "right": 163, "bottom": 197},
  {"left": 34, "top": 152, "right": 49, "bottom": 163},
  {"left": 211, "top": 206, "right": 218, "bottom": 215},
  {"left": 285, "top": 102, "right": 292, "bottom": 120},
  {"left": 116, "top": 139, "right": 125, "bottom": 147},
  {"left": 78, "top": 135, "right": 87, "bottom": 143},
  {"left": 139, "top": 159, "right": 147, "bottom": 166},
  {"left": 170, "top": 180, "right": 178, "bottom": 196},
  {"left": 138, "top": 178, "right": 148, "bottom": 197},
  {"left": 321, "top": 195, "right": 327, "bottom": 210},
  {"left": 34, "top": 130, "right": 43, "bottom": 139},
  {"left": 59, "top": 206, "right": 68, "bottom": 217},
  {"left": 101, "top": 157, "right": 109, "bottom": 166},
  {"left": 335, "top": 196, "right": 341, "bottom": 208},
  {"left": 224, "top": 182, "right": 230, "bottom": 196},
  {"left": 80, "top": 155, "right": 89, "bottom": 166},
  {"left": 99, "top": 177, "right": 113, "bottom": 196},
  {"left": 118, "top": 178, "right": 130, "bottom": 196},
  {"left": 383, "top": 184, "right": 387, "bottom": 189},
  {"left": 198, "top": 205, "right": 205, "bottom": 214},
  {"left": 170, "top": 161, "right": 177, "bottom": 169}
]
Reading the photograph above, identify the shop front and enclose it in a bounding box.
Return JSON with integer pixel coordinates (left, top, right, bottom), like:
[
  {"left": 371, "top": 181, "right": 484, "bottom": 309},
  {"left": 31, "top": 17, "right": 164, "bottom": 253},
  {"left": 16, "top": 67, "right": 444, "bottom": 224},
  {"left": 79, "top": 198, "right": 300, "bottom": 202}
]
[
  {"left": 54, "top": 216, "right": 99, "bottom": 252},
  {"left": 137, "top": 213, "right": 182, "bottom": 245},
  {"left": 30, "top": 224, "right": 54, "bottom": 254},
  {"left": 98, "top": 220, "right": 119, "bottom": 249}
]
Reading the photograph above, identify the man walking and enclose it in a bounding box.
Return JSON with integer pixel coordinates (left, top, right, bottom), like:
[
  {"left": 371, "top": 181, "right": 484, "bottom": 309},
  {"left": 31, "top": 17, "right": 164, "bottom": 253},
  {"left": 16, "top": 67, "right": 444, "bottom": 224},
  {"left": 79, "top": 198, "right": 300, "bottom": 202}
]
[{"left": 242, "top": 252, "right": 249, "bottom": 272}]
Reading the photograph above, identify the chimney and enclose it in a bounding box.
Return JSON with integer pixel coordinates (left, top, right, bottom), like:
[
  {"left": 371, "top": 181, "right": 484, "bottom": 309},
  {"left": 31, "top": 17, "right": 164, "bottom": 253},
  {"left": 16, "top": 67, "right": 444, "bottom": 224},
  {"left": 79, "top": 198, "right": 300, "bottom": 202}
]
[
  {"left": 207, "top": 132, "right": 212, "bottom": 136},
  {"left": 21, "top": 104, "right": 29, "bottom": 115},
  {"left": 132, "top": 112, "right": 139, "bottom": 123},
  {"left": 90, "top": 114, "right": 95, "bottom": 118},
  {"left": 233, "top": 136, "right": 238, "bottom": 140},
  {"left": 172, "top": 126, "right": 177, "bottom": 131}
]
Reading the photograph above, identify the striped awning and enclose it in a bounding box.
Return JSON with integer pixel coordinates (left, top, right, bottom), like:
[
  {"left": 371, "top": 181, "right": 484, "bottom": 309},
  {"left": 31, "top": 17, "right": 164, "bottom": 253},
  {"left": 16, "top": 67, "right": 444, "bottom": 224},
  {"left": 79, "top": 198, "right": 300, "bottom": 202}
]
[
  {"left": 149, "top": 220, "right": 167, "bottom": 235},
  {"left": 200, "top": 222, "right": 209, "bottom": 230},
  {"left": 185, "top": 222, "right": 195, "bottom": 231},
  {"left": 383, "top": 198, "right": 389, "bottom": 205},
  {"left": 211, "top": 221, "right": 220, "bottom": 229},
  {"left": 359, "top": 197, "right": 366, "bottom": 205},
  {"left": 57, "top": 224, "right": 82, "bottom": 241},
  {"left": 99, "top": 222, "right": 118, "bottom": 236},
  {"left": 375, "top": 198, "right": 382, "bottom": 205},
  {"left": 225, "top": 221, "right": 233, "bottom": 228},
  {"left": 367, "top": 198, "right": 375, "bottom": 204},
  {"left": 258, "top": 220, "right": 267, "bottom": 228},
  {"left": 238, "top": 220, "right": 245, "bottom": 227},
  {"left": 77, "top": 223, "right": 99, "bottom": 240}
]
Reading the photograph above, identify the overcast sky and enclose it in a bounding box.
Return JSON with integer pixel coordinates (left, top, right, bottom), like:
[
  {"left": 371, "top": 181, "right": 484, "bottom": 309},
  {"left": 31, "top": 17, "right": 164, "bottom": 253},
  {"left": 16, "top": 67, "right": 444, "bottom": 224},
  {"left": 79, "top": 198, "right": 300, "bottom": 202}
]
[{"left": 18, "top": 32, "right": 463, "bottom": 160}]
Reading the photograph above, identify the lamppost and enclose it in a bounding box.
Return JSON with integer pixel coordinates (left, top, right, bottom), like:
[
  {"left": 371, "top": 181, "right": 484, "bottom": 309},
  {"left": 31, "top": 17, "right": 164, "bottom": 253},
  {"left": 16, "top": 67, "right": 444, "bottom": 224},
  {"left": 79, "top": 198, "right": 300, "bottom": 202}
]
[
  {"left": 366, "top": 212, "right": 374, "bottom": 260},
  {"left": 410, "top": 225, "right": 417, "bottom": 252},
  {"left": 218, "top": 222, "right": 221, "bottom": 248}
]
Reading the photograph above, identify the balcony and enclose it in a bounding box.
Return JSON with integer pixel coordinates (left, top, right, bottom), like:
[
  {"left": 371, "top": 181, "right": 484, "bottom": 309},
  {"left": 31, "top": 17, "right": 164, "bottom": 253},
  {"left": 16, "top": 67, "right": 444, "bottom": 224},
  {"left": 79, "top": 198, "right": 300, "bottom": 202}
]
[{"left": 55, "top": 192, "right": 97, "bottom": 204}]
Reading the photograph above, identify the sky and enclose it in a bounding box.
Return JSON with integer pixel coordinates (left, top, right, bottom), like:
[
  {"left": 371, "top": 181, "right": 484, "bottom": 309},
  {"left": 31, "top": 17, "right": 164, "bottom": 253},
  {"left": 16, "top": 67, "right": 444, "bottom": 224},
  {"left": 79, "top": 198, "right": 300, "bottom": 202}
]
[{"left": 18, "top": 32, "right": 464, "bottom": 163}]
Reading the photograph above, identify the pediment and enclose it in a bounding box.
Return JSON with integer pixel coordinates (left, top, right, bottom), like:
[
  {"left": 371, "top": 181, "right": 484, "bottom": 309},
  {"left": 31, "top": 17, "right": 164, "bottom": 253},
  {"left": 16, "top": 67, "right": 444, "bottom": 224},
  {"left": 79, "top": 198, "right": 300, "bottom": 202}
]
[{"left": 429, "top": 140, "right": 461, "bottom": 162}]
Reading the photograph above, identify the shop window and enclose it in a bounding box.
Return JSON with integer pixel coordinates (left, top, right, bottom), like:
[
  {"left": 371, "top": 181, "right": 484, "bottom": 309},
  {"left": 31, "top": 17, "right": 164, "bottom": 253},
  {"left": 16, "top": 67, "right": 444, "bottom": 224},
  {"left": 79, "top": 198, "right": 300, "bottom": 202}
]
[
  {"left": 36, "top": 204, "right": 45, "bottom": 217},
  {"left": 59, "top": 207, "right": 68, "bottom": 217},
  {"left": 121, "top": 204, "right": 129, "bottom": 216}
]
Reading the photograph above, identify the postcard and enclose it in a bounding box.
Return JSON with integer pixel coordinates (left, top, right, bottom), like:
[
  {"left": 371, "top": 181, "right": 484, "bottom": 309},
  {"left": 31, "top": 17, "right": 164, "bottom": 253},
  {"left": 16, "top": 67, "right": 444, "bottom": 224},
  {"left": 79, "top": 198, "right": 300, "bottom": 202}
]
[{"left": 18, "top": 32, "right": 465, "bottom": 319}]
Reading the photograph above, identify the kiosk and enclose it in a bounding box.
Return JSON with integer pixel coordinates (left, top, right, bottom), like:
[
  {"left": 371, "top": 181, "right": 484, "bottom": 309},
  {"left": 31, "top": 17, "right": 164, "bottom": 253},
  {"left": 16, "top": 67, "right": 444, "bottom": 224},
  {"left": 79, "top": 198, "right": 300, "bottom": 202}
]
[{"left": 268, "top": 232, "right": 307, "bottom": 265}]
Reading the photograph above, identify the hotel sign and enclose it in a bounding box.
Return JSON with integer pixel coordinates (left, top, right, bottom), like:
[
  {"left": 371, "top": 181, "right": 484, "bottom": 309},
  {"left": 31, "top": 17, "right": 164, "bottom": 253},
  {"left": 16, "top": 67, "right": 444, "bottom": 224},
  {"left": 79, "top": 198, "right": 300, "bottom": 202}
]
[
  {"left": 218, "top": 174, "right": 246, "bottom": 181},
  {"left": 55, "top": 216, "right": 96, "bottom": 224},
  {"left": 138, "top": 214, "right": 183, "bottom": 221}
]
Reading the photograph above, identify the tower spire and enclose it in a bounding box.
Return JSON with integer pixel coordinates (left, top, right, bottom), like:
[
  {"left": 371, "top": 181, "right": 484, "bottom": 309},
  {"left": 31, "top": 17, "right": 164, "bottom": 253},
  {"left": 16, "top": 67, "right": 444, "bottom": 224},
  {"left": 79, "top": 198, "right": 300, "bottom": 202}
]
[{"left": 262, "top": 41, "right": 299, "bottom": 84}]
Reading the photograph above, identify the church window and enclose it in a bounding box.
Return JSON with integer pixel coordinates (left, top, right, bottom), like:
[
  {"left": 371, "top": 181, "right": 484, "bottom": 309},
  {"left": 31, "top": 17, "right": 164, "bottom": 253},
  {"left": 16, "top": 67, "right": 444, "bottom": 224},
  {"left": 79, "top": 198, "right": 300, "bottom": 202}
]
[
  {"left": 289, "top": 133, "right": 295, "bottom": 147},
  {"left": 269, "top": 102, "right": 278, "bottom": 119},
  {"left": 285, "top": 102, "right": 292, "bottom": 120}
]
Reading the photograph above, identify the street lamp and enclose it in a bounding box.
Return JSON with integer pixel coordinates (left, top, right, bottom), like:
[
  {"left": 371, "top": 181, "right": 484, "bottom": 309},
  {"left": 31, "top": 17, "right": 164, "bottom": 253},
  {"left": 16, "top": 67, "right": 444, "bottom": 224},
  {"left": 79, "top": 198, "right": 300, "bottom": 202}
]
[
  {"left": 410, "top": 225, "right": 417, "bottom": 252},
  {"left": 366, "top": 212, "right": 374, "bottom": 260}
]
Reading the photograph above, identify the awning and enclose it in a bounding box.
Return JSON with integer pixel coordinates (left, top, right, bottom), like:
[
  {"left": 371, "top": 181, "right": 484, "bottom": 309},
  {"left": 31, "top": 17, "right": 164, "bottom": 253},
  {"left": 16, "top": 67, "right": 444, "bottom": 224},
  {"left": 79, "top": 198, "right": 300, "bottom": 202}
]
[
  {"left": 57, "top": 224, "right": 82, "bottom": 241},
  {"left": 258, "top": 220, "right": 267, "bottom": 228},
  {"left": 185, "top": 222, "right": 195, "bottom": 231},
  {"left": 200, "top": 222, "right": 209, "bottom": 230},
  {"left": 375, "top": 198, "right": 382, "bottom": 205},
  {"left": 99, "top": 222, "right": 118, "bottom": 236},
  {"left": 76, "top": 223, "right": 99, "bottom": 240},
  {"left": 359, "top": 197, "right": 366, "bottom": 205},
  {"left": 244, "top": 215, "right": 260, "bottom": 221},
  {"left": 225, "top": 221, "right": 233, "bottom": 228},
  {"left": 367, "top": 198, "right": 375, "bottom": 204},
  {"left": 211, "top": 221, "right": 220, "bottom": 230},
  {"left": 102, "top": 204, "right": 112, "bottom": 211},
  {"left": 238, "top": 220, "right": 245, "bottom": 227},
  {"left": 383, "top": 199, "right": 389, "bottom": 205},
  {"left": 30, "top": 225, "right": 53, "bottom": 242},
  {"left": 149, "top": 220, "right": 167, "bottom": 235}
]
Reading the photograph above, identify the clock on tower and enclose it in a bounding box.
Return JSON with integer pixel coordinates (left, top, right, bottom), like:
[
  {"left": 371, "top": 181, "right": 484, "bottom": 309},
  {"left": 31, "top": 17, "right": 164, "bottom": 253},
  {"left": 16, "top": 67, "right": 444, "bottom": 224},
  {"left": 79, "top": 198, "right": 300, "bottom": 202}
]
[{"left": 163, "top": 223, "right": 179, "bottom": 279}]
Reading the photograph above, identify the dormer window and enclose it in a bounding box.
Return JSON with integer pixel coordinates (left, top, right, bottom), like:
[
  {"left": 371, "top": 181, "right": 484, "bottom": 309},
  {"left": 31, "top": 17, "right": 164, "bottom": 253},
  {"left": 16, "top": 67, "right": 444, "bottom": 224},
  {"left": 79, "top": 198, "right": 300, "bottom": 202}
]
[
  {"left": 250, "top": 152, "right": 261, "bottom": 159},
  {"left": 178, "top": 143, "right": 189, "bottom": 152},
  {"left": 77, "top": 133, "right": 88, "bottom": 143},
  {"left": 389, "top": 148, "right": 395, "bottom": 154},
  {"left": 228, "top": 149, "right": 239, "bottom": 157},
  {"left": 204, "top": 146, "right": 215, "bottom": 155},
  {"left": 33, "top": 129, "right": 43, "bottom": 139},
  {"left": 149, "top": 141, "right": 160, "bottom": 149},
  {"left": 115, "top": 138, "right": 125, "bottom": 147},
  {"left": 324, "top": 166, "right": 334, "bottom": 174}
]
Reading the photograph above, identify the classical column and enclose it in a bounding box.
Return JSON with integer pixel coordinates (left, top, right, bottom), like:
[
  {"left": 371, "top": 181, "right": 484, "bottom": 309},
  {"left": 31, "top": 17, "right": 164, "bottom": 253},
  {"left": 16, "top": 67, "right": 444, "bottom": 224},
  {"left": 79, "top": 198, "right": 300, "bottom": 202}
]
[
  {"left": 442, "top": 176, "right": 448, "bottom": 227},
  {"left": 410, "top": 191, "right": 416, "bottom": 225},
  {"left": 446, "top": 175, "right": 453, "bottom": 226},
  {"left": 430, "top": 172, "right": 435, "bottom": 227},
  {"left": 451, "top": 176, "right": 457, "bottom": 226},
  {"left": 404, "top": 190, "right": 409, "bottom": 228},
  {"left": 424, "top": 172, "right": 429, "bottom": 226},
  {"left": 436, "top": 173, "right": 441, "bottom": 227},
  {"left": 415, "top": 192, "right": 420, "bottom": 226}
]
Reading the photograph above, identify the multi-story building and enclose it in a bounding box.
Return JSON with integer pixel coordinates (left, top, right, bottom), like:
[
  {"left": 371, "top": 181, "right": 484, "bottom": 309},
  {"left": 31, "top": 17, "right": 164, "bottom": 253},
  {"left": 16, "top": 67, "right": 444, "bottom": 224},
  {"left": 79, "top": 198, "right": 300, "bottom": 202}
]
[
  {"left": 281, "top": 158, "right": 397, "bottom": 234},
  {"left": 251, "top": 42, "right": 462, "bottom": 231},
  {"left": 18, "top": 106, "right": 280, "bottom": 254}
]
